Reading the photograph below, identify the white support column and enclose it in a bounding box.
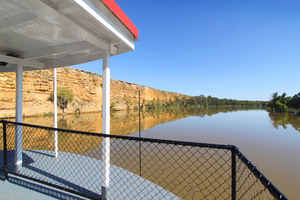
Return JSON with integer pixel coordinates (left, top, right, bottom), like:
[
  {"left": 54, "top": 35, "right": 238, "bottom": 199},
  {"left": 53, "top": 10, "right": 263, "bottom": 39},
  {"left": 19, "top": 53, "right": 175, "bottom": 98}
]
[
  {"left": 15, "top": 63, "right": 23, "bottom": 172},
  {"left": 101, "top": 46, "right": 110, "bottom": 200},
  {"left": 53, "top": 68, "right": 58, "bottom": 158}
]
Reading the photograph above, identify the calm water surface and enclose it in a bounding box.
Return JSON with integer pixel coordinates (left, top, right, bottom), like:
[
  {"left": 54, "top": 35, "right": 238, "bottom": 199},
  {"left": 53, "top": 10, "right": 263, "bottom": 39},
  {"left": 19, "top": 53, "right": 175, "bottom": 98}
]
[{"left": 22, "top": 108, "right": 300, "bottom": 199}]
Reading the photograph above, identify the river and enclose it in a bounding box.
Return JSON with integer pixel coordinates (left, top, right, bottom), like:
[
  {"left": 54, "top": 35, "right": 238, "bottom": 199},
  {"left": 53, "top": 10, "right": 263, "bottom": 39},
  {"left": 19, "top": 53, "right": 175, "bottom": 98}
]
[{"left": 20, "top": 108, "right": 300, "bottom": 199}]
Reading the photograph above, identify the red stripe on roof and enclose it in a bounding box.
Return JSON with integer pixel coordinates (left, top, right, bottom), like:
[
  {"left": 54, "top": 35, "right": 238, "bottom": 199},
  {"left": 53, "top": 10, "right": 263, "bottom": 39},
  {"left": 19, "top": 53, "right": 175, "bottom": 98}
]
[{"left": 101, "top": 0, "right": 139, "bottom": 40}]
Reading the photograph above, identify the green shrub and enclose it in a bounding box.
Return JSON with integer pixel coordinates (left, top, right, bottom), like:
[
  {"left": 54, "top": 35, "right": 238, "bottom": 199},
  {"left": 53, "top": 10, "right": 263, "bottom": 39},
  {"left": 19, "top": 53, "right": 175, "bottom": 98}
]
[
  {"left": 110, "top": 101, "right": 117, "bottom": 111},
  {"left": 48, "top": 87, "right": 74, "bottom": 115},
  {"left": 275, "top": 101, "right": 288, "bottom": 112},
  {"left": 43, "top": 112, "right": 52, "bottom": 117}
]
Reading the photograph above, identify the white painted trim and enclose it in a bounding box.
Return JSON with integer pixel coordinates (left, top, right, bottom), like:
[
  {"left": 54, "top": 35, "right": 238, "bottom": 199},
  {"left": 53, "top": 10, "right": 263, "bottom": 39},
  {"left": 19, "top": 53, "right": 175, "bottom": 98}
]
[
  {"left": 101, "top": 46, "right": 110, "bottom": 198},
  {"left": 74, "top": 0, "right": 135, "bottom": 50}
]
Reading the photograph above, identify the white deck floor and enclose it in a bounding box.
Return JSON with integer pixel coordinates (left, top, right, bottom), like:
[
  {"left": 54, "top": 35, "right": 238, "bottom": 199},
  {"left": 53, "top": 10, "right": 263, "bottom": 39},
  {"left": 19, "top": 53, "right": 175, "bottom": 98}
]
[{"left": 1, "top": 150, "right": 181, "bottom": 200}]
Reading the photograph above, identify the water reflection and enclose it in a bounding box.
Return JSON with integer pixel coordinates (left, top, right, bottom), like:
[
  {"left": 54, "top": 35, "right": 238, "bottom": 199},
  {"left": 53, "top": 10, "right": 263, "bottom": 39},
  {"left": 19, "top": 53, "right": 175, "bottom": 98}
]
[
  {"left": 23, "top": 109, "right": 190, "bottom": 135},
  {"left": 268, "top": 112, "right": 300, "bottom": 132},
  {"left": 23, "top": 107, "right": 267, "bottom": 135},
  {"left": 186, "top": 107, "right": 261, "bottom": 117},
  {"left": 4, "top": 108, "right": 300, "bottom": 199}
]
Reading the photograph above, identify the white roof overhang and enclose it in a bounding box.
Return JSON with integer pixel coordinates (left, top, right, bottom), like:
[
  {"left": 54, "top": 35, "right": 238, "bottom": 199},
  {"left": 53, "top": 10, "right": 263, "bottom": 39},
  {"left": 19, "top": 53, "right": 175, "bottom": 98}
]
[{"left": 0, "top": 0, "right": 138, "bottom": 72}]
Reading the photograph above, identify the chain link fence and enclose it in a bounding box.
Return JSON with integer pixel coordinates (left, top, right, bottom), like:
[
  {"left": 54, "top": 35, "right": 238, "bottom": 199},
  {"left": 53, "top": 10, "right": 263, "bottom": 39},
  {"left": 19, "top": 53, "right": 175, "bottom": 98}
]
[{"left": 0, "top": 120, "right": 287, "bottom": 199}]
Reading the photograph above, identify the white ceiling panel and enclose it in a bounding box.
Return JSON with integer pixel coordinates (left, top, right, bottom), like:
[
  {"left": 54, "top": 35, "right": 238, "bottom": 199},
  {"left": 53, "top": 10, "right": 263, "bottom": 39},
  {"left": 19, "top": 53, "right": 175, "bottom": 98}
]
[{"left": 0, "top": 0, "right": 137, "bottom": 72}]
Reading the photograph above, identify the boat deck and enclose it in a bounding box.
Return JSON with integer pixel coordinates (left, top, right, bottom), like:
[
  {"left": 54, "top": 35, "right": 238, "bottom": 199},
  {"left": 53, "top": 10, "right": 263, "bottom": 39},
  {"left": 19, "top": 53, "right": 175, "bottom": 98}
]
[{"left": 1, "top": 150, "right": 180, "bottom": 200}]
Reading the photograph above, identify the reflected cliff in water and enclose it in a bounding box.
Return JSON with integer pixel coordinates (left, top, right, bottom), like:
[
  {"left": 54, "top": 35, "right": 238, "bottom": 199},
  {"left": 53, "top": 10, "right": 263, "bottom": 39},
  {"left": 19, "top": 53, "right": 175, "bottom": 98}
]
[
  {"left": 185, "top": 107, "right": 259, "bottom": 117},
  {"left": 268, "top": 111, "right": 300, "bottom": 133},
  {"left": 22, "top": 107, "right": 263, "bottom": 135},
  {"left": 24, "top": 109, "right": 191, "bottom": 136}
]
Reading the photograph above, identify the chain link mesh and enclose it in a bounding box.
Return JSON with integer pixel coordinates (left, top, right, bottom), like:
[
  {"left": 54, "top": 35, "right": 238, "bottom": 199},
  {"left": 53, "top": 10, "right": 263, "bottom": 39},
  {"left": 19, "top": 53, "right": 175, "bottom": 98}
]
[
  {"left": 0, "top": 121, "right": 286, "bottom": 199},
  {"left": 235, "top": 153, "right": 279, "bottom": 200}
]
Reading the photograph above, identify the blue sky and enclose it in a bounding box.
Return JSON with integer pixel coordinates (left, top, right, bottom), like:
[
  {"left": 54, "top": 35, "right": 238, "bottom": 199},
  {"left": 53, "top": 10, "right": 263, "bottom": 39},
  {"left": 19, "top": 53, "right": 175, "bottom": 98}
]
[{"left": 73, "top": 0, "right": 300, "bottom": 101}]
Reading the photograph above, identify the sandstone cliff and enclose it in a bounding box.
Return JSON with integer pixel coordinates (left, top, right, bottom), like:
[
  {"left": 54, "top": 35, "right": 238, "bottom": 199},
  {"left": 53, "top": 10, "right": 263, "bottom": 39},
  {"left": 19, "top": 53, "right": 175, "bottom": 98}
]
[{"left": 0, "top": 67, "right": 187, "bottom": 118}]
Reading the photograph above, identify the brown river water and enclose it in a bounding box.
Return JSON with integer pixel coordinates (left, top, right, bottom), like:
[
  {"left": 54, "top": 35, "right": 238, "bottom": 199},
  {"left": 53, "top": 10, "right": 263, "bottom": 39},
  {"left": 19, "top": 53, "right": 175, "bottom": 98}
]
[{"left": 4, "top": 108, "right": 300, "bottom": 199}]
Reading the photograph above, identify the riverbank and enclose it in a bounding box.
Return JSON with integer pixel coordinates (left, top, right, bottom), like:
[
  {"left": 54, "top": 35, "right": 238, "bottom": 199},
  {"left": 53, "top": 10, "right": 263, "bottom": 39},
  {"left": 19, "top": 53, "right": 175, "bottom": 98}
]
[{"left": 0, "top": 67, "right": 188, "bottom": 118}]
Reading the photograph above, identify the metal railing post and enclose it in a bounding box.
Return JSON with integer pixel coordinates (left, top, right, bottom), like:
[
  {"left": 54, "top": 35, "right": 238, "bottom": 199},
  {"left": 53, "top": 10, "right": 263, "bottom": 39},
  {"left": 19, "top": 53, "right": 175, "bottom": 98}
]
[
  {"left": 231, "top": 148, "right": 236, "bottom": 200},
  {"left": 3, "top": 121, "right": 8, "bottom": 180},
  {"left": 138, "top": 89, "right": 142, "bottom": 177}
]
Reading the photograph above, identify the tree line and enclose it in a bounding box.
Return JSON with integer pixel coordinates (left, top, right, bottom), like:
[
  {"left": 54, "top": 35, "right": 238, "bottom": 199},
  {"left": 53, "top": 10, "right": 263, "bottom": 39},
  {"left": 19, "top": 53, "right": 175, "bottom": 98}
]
[
  {"left": 183, "top": 95, "right": 266, "bottom": 108},
  {"left": 144, "top": 95, "right": 266, "bottom": 110},
  {"left": 268, "top": 92, "right": 300, "bottom": 112},
  {"left": 52, "top": 87, "right": 300, "bottom": 115}
]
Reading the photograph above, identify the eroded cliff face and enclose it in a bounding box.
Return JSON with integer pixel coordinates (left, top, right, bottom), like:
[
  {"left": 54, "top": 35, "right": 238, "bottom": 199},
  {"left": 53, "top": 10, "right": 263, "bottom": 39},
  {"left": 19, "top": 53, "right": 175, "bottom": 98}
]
[{"left": 0, "top": 67, "right": 187, "bottom": 118}]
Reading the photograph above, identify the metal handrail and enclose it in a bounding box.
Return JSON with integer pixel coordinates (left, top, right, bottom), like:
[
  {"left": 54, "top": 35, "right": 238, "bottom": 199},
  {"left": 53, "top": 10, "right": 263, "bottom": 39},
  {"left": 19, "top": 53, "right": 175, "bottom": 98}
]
[{"left": 0, "top": 120, "right": 287, "bottom": 199}]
